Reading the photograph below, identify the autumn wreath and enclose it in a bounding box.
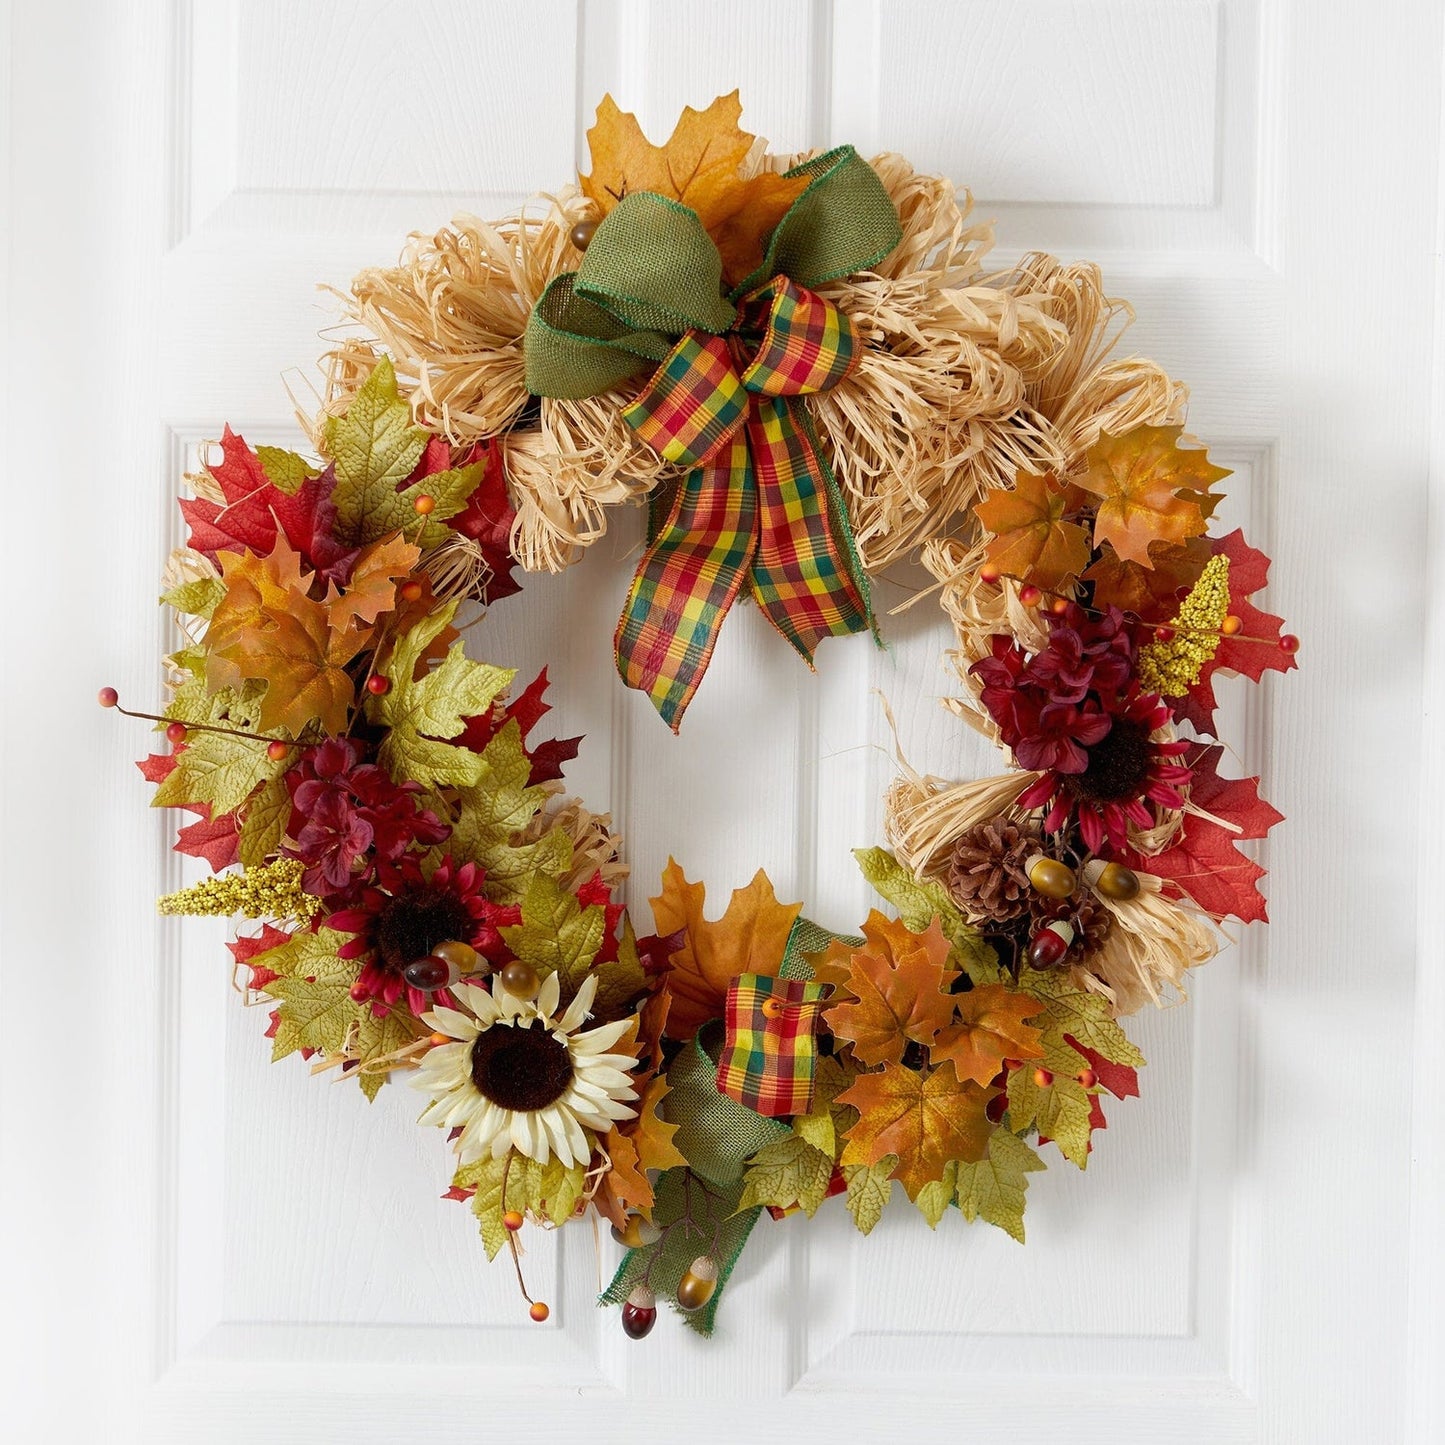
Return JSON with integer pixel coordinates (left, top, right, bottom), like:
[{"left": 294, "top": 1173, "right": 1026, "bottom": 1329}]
[{"left": 106, "top": 94, "right": 1297, "bottom": 1338}]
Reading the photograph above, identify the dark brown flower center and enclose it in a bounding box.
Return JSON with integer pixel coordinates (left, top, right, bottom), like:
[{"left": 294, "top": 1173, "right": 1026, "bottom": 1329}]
[
  {"left": 1066, "top": 718, "right": 1153, "bottom": 803},
  {"left": 470, "top": 1023, "right": 574, "bottom": 1111},
  {"left": 374, "top": 887, "right": 472, "bottom": 973}
]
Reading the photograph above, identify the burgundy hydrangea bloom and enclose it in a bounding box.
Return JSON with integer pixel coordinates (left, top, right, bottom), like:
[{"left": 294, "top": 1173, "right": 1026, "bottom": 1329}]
[
  {"left": 1016, "top": 688, "right": 1194, "bottom": 852},
  {"left": 1022, "top": 604, "right": 1135, "bottom": 704},
  {"left": 284, "top": 738, "right": 450, "bottom": 904},
  {"left": 328, "top": 856, "right": 517, "bottom": 1019}
]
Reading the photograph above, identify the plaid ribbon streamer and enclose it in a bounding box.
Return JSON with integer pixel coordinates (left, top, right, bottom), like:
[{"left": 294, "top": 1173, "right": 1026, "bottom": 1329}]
[
  {"left": 617, "top": 278, "right": 873, "bottom": 729},
  {"left": 716, "top": 972, "right": 830, "bottom": 1118}
]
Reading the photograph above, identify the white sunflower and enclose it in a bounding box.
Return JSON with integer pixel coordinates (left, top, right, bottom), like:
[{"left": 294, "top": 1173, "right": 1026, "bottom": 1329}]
[{"left": 412, "top": 971, "right": 639, "bottom": 1168}]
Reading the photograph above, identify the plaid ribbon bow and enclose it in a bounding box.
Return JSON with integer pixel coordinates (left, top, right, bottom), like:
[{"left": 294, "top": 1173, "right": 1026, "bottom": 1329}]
[
  {"left": 717, "top": 973, "right": 830, "bottom": 1118},
  {"left": 524, "top": 146, "right": 903, "bottom": 730}
]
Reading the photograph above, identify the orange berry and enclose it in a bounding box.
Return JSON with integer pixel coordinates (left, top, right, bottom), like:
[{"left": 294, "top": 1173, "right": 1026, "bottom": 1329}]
[
  {"left": 1077, "top": 1068, "right": 1097, "bottom": 1089},
  {"left": 412, "top": 493, "right": 436, "bottom": 516},
  {"left": 979, "top": 563, "right": 1002, "bottom": 585},
  {"left": 429, "top": 1031, "right": 451, "bottom": 1047},
  {"left": 399, "top": 580, "right": 424, "bottom": 602},
  {"left": 1033, "top": 1067, "right": 1053, "bottom": 1088},
  {"left": 1049, "top": 596, "right": 1070, "bottom": 615},
  {"left": 502, "top": 1210, "right": 524, "bottom": 1232},
  {"left": 1018, "top": 584, "right": 1042, "bottom": 606},
  {"left": 98, "top": 686, "right": 119, "bottom": 708},
  {"left": 529, "top": 1301, "right": 550, "bottom": 1322},
  {"left": 365, "top": 674, "right": 390, "bottom": 695},
  {"left": 266, "top": 740, "right": 289, "bottom": 762},
  {"left": 1222, "top": 614, "right": 1243, "bottom": 636}
]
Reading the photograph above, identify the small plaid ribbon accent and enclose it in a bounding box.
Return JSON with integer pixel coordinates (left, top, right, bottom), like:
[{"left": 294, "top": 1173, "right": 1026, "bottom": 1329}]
[
  {"left": 716, "top": 972, "right": 830, "bottom": 1118},
  {"left": 617, "top": 277, "right": 872, "bottom": 729}
]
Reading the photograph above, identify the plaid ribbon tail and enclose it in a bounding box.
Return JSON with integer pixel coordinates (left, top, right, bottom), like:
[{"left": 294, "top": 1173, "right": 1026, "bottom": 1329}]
[
  {"left": 614, "top": 437, "right": 758, "bottom": 732},
  {"left": 748, "top": 394, "right": 873, "bottom": 663}
]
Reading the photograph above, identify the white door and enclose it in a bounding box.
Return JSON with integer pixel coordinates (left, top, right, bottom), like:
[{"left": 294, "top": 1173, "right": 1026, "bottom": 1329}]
[{"left": 5, "top": 1, "right": 1443, "bottom": 1440}]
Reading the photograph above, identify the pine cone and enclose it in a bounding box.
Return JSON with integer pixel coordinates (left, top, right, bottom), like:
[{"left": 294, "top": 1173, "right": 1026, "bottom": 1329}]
[
  {"left": 945, "top": 817, "right": 1037, "bottom": 923},
  {"left": 1027, "top": 888, "right": 1113, "bottom": 966}
]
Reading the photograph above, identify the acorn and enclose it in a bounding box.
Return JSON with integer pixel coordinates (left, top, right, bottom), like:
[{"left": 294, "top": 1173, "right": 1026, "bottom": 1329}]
[
  {"left": 431, "top": 938, "right": 481, "bottom": 975},
  {"left": 1027, "top": 920, "right": 1075, "bottom": 970},
  {"left": 569, "top": 219, "right": 598, "bottom": 251},
  {"left": 621, "top": 1284, "right": 657, "bottom": 1339},
  {"left": 675, "top": 1256, "right": 718, "bottom": 1312},
  {"left": 1083, "top": 859, "right": 1141, "bottom": 901},
  {"left": 498, "top": 959, "right": 540, "bottom": 1001},
  {"left": 1025, "top": 853, "right": 1076, "bottom": 900}
]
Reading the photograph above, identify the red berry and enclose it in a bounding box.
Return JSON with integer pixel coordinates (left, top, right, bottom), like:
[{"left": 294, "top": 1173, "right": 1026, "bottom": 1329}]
[
  {"left": 97, "top": 686, "right": 119, "bottom": 708},
  {"left": 503, "top": 1210, "right": 524, "bottom": 1232},
  {"left": 1018, "top": 584, "right": 1042, "bottom": 606},
  {"left": 1033, "top": 1067, "right": 1053, "bottom": 1088},
  {"left": 399, "top": 580, "right": 424, "bottom": 603},
  {"left": 979, "top": 563, "right": 1002, "bottom": 585},
  {"left": 1077, "top": 1068, "right": 1098, "bottom": 1089},
  {"left": 529, "top": 1301, "right": 549, "bottom": 1322},
  {"left": 1154, "top": 625, "right": 1176, "bottom": 643},
  {"left": 1280, "top": 633, "right": 1300, "bottom": 654},
  {"left": 348, "top": 981, "right": 369, "bottom": 1003},
  {"left": 1002, "top": 1058, "right": 1021, "bottom": 1073},
  {"left": 165, "top": 721, "right": 188, "bottom": 744},
  {"left": 266, "top": 740, "right": 289, "bottom": 762},
  {"left": 412, "top": 493, "right": 436, "bottom": 516},
  {"left": 365, "top": 674, "right": 391, "bottom": 695}
]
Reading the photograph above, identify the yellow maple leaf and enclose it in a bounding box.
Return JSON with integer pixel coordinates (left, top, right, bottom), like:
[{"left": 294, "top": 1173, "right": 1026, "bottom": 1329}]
[
  {"left": 974, "top": 469, "right": 1092, "bottom": 588},
  {"left": 931, "top": 984, "right": 1046, "bottom": 1087},
  {"left": 1076, "top": 425, "right": 1229, "bottom": 568},
  {"left": 822, "top": 912, "right": 958, "bottom": 1067},
  {"left": 838, "top": 1062, "right": 993, "bottom": 1201},
  {"left": 579, "top": 91, "right": 809, "bottom": 287},
  {"left": 648, "top": 859, "right": 802, "bottom": 1039},
  {"left": 330, "top": 532, "right": 420, "bottom": 635}
]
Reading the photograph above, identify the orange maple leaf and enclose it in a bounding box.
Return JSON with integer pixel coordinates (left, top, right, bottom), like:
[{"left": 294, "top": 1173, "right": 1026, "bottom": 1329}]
[
  {"left": 330, "top": 533, "right": 420, "bottom": 634},
  {"left": 838, "top": 1062, "right": 994, "bottom": 1200},
  {"left": 593, "top": 1128, "right": 652, "bottom": 1229},
  {"left": 931, "top": 984, "right": 1045, "bottom": 1087},
  {"left": 629, "top": 1074, "right": 687, "bottom": 1176},
  {"left": 579, "top": 91, "right": 809, "bottom": 287},
  {"left": 823, "top": 912, "right": 958, "bottom": 1067},
  {"left": 206, "top": 539, "right": 367, "bottom": 734},
  {"left": 974, "top": 469, "right": 1092, "bottom": 589},
  {"left": 648, "top": 860, "right": 802, "bottom": 1039},
  {"left": 1082, "top": 536, "right": 1211, "bottom": 622},
  {"left": 1076, "top": 425, "right": 1230, "bottom": 568}
]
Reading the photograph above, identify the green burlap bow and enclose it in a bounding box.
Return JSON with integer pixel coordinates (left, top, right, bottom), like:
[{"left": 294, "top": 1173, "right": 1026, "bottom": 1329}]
[{"left": 525, "top": 146, "right": 902, "bottom": 730}]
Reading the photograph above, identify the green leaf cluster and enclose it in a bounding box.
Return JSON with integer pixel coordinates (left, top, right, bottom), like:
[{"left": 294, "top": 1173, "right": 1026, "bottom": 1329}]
[
  {"left": 452, "top": 1150, "right": 587, "bottom": 1260},
  {"left": 152, "top": 680, "right": 289, "bottom": 817},
  {"left": 738, "top": 1135, "right": 834, "bottom": 1217}
]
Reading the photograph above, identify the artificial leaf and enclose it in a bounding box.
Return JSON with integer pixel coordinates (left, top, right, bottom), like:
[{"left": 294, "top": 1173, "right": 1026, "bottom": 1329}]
[
  {"left": 443, "top": 719, "right": 552, "bottom": 868},
  {"left": 630, "top": 1073, "right": 688, "bottom": 1175},
  {"left": 791, "top": 1054, "right": 859, "bottom": 1158},
  {"left": 738, "top": 1135, "right": 836, "bottom": 1217},
  {"left": 152, "top": 683, "right": 288, "bottom": 818},
  {"left": 1082, "top": 536, "right": 1211, "bottom": 622},
  {"left": 1074, "top": 1040, "right": 1140, "bottom": 1101},
  {"left": 822, "top": 912, "right": 958, "bottom": 1066},
  {"left": 1172, "top": 529, "right": 1297, "bottom": 733},
  {"left": 932, "top": 983, "right": 1046, "bottom": 1086},
  {"left": 266, "top": 976, "right": 360, "bottom": 1062},
  {"left": 267, "top": 466, "right": 361, "bottom": 587},
  {"left": 1077, "top": 425, "right": 1228, "bottom": 567},
  {"left": 593, "top": 1127, "right": 654, "bottom": 1226},
  {"left": 370, "top": 603, "right": 514, "bottom": 789},
  {"left": 454, "top": 1150, "right": 587, "bottom": 1260},
  {"left": 914, "top": 1161, "right": 958, "bottom": 1228},
  {"left": 649, "top": 860, "right": 802, "bottom": 1039},
  {"left": 1016, "top": 968, "right": 1145, "bottom": 1070},
  {"left": 351, "top": 1005, "right": 423, "bottom": 1101},
  {"left": 227, "top": 924, "right": 292, "bottom": 991},
  {"left": 173, "top": 806, "right": 241, "bottom": 872},
  {"left": 255, "top": 445, "right": 317, "bottom": 495},
  {"left": 1006, "top": 1067, "right": 1094, "bottom": 1168},
  {"left": 954, "top": 1128, "right": 1045, "bottom": 1242},
  {"left": 329, "top": 532, "right": 419, "bottom": 634},
  {"left": 181, "top": 427, "right": 281, "bottom": 558},
  {"left": 586, "top": 912, "right": 650, "bottom": 1024},
  {"left": 839, "top": 1062, "right": 993, "bottom": 1200},
  {"left": 579, "top": 91, "right": 810, "bottom": 287},
  {"left": 974, "top": 469, "right": 1091, "bottom": 588},
  {"left": 498, "top": 872, "right": 606, "bottom": 1002},
  {"left": 841, "top": 1158, "right": 895, "bottom": 1234},
  {"left": 851, "top": 847, "right": 997, "bottom": 978},
  {"left": 1126, "top": 744, "right": 1282, "bottom": 923},
  {"left": 325, "top": 358, "right": 481, "bottom": 547},
  {"left": 456, "top": 667, "right": 581, "bottom": 787},
  {"left": 448, "top": 436, "right": 523, "bottom": 603},
  {"left": 161, "top": 576, "right": 225, "bottom": 619},
  {"left": 251, "top": 926, "right": 357, "bottom": 984},
  {"left": 237, "top": 774, "right": 291, "bottom": 869}
]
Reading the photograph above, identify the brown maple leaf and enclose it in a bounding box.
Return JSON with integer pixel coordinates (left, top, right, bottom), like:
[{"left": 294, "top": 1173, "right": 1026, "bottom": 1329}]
[
  {"left": 579, "top": 91, "right": 809, "bottom": 287},
  {"left": 974, "top": 469, "right": 1092, "bottom": 589},
  {"left": 649, "top": 860, "right": 802, "bottom": 1039},
  {"left": 206, "top": 539, "right": 367, "bottom": 734},
  {"left": 330, "top": 532, "right": 420, "bottom": 634},
  {"left": 1077, "top": 425, "right": 1229, "bottom": 568},
  {"left": 838, "top": 1062, "right": 993, "bottom": 1200},
  {"left": 823, "top": 912, "right": 958, "bottom": 1067},
  {"left": 1082, "top": 536, "right": 1211, "bottom": 621},
  {"left": 931, "top": 984, "right": 1046, "bottom": 1087}
]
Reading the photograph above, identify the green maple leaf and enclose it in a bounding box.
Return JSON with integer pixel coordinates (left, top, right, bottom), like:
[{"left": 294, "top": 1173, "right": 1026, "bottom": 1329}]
[
  {"left": 477, "top": 829, "right": 574, "bottom": 907},
  {"left": 453, "top": 1150, "right": 586, "bottom": 1259},
  {"left": 853, "top": 847, "right": 997, "bottom": 977},
  {"left": 1016, "top": 969, "right": 1145, "bottom": 1068},
  {"left": 842, "top": 1157, "right": 895, "bottom": 1234},
  {"left": 161, "top": 576, "right": 225, "bottom": 618},
  {"left": 914, "top": 1160, "right": 958, "bottom": 1228},
  {"left": 252, "top": 926, "right": 357, "bottom": 983},
  {"left": 498, "top": 872, "right": 605, "bottom": 1001},
  {"left": 589, "top": 914, "right": 648, "bottom": 1023},
  {"left": 371, "top": 603, "right": 514, "bottom": 788},
  {"left": 152, "top": 683, "right": 288, "bottom": 817},
  {"left": 1006, "top": 1069, "right": 1093, "bottom": 1168},
  {"left": 266, "top": 976, "right": 361, "bottom": 1062},
  {"left": 255, "top": 444, "right": 317, "bottom": 495},
  {"left": 238, "top": 774, "right": 291, "bottom": 868},
  {"left": 352, "top": 1006, "right": 423, "bottom": 1101},
  {"left": 738, "top": 1135, "right": 835, "bottom": 1217},
  {"left": 326, "top": 356, "right": 480, "bottom": 547},
  {"left": 445, "top": 721, "right": 552, "bottom": 861},
  {"left": 791, "top": 1055, "right": 859, "bottom": 1159},
  {"left": 954, "top": 1129, "right": 1045, "bottom": 1242}
]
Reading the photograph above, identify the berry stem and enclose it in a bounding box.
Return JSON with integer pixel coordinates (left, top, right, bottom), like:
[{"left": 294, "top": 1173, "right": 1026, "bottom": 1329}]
[{"left": 105, "top": 698, "right": 293, "bottom": 747}]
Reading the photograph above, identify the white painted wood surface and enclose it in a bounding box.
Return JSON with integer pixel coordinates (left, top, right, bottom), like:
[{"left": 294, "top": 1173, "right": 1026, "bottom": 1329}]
[{"left": 3, "top": 1, "right": 1443, "bottom": 1440}]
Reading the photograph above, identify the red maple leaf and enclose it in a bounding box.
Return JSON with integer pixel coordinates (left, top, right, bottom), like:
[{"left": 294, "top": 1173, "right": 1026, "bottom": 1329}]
[
  {"left": 1172, "top": 530, "right": 1295, "bottom": 734},
  {"left": 1070, "top": 1039, "right": 1140, "bottom": 1100},
  {"left": 137, "top": 751, "right": 178, "bottom": 785},
  {"left": 228, "top": 925, "right": 293, "bottom": 991},
  {"left": 448, "top": 438, "right": 522, "bottom": 603},
  {"left": 577, "top": 871, "right": 625, "bottom": 965},
  {"left": 455, "top": 667, "right": 582, "bottom": 785},
  {"left": 1126, "top": 745, "right": 1283, "bottom": 923},
  {"left": 180, "top": 427, "right": 280, "bottom": 558},
  {"left": 268, "top": 466, "right": 360, "bottom": 587},
  {"left": 174, "top": 806, "right": 241, "bottom": 871}
]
